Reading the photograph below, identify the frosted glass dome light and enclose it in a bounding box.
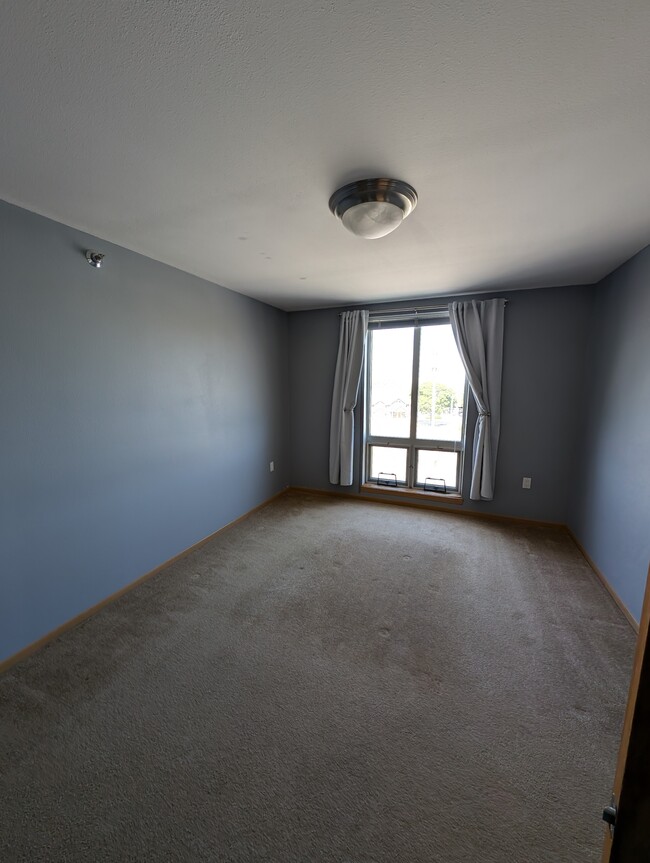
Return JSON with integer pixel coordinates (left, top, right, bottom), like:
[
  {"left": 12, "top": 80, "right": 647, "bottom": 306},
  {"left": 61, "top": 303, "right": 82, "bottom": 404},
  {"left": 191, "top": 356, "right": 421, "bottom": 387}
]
[
  {"left": 329, "top": 178, "right": 417, "bottom": 240},
  {"left": 341, "top": 201, "right": 404, "bottom": 239}
]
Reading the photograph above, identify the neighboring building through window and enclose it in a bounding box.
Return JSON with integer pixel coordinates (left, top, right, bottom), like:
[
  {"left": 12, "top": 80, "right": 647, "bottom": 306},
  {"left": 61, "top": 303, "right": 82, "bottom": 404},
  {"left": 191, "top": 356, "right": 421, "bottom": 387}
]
[{"left": 364, "top": 314, "right": 468, "bottom": 493}]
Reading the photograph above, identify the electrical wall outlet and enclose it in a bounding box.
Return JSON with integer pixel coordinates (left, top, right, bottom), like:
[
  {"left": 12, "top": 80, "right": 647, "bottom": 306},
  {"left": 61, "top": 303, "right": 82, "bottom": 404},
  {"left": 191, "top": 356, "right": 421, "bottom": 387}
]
[
  {"left": 522, "top": 476, "right": 532, "bottom": 489},
  {"left": 269, "top": 461, "right": 275, "bottom": 472}
]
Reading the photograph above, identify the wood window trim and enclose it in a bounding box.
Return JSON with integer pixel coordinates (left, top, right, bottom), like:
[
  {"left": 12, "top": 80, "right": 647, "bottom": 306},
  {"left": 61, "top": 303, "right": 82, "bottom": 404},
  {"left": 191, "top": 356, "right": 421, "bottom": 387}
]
[{"left": 360, "top": 482, "right": 464, "bottom": 505}]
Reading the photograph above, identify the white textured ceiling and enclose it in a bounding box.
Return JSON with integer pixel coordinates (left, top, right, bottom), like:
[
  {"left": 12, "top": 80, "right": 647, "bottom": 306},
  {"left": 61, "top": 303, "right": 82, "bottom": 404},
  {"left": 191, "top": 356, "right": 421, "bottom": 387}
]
[{"left": 1, "top": 1, "right": 649, "bottom": 310}]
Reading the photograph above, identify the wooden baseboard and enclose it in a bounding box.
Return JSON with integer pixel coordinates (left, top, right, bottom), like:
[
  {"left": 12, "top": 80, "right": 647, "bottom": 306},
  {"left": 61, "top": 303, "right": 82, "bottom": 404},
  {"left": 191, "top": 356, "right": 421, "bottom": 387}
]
[
  {"left": 289, "top": 486, "right": 566, "bottom": 528},
  {"left": 0, "top": 488, "right": 289, "bottom": 675},
  {"left": 567, "top": 528, "right": 639, "bottom": 633}
]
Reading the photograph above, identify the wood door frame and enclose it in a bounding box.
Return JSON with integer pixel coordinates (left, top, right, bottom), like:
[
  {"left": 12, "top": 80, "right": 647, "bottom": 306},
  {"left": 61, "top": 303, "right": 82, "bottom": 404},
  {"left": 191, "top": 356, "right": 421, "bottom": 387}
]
[{"left": 602, "top": 564, "right": 650, "bottom": 861}]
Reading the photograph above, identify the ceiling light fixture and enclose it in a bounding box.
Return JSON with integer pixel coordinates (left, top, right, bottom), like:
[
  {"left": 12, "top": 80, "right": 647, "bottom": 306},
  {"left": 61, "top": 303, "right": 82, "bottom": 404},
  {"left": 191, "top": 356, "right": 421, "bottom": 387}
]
[{"left": 329, "top": 178, "right": 418, "bottom": 240}]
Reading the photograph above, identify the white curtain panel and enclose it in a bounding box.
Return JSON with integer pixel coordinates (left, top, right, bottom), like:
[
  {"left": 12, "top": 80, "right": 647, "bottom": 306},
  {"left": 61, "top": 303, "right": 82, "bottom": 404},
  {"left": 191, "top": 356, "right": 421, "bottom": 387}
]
[
  {"left": 449, "top": 299, "right": 506, "bottom": 500},
  {"left": 329, "top": 310, "right": 369, "bottom": 486}
]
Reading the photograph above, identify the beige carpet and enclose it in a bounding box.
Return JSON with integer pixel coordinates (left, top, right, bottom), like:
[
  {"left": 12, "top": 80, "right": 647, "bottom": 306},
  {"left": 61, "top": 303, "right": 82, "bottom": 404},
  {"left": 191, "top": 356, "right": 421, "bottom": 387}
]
[{"left": 0, "top": 491, "right": 635, "bottom": 862}]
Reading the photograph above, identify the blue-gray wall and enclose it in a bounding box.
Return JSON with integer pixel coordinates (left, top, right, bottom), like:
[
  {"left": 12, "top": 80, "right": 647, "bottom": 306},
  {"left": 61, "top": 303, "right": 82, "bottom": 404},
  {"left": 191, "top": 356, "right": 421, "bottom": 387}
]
[
  {"left": 2, "top": 195, "right": 647, "bottom": 660},
  {"left": 569, "top": 246, "right": 650, "bottom": 621},
  {"left": 289, "top": 285, "right": 594, "bottom": 524},
  {"left": 0, "top": 200, "right": 289, "bottom": 662}
]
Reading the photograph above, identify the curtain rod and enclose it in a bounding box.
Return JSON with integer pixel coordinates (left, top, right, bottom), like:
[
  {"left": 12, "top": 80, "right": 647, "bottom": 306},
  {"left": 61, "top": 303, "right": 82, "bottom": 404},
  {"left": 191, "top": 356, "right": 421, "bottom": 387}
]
[{"left": 339, "top": 299, "right": 508, "bottom": 316}]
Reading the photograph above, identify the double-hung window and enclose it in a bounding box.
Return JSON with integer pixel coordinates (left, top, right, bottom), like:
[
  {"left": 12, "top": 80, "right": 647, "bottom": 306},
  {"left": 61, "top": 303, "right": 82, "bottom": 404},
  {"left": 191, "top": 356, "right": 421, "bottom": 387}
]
[{"left": 364, "top": 312, "right": 468, "bottom": 494}]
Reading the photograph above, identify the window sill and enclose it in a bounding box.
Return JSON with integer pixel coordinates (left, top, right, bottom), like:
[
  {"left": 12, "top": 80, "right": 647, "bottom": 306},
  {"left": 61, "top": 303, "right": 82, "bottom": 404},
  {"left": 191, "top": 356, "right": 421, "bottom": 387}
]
[{"left": 360, "top": 483, "right": 464, "bottom": 506}]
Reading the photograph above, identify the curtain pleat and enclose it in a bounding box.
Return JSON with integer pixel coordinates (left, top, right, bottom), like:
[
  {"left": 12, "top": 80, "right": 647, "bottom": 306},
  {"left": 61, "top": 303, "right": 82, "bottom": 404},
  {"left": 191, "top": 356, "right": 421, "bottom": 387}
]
[
  {"left": 329, "top": 310, "right": 369, "bottom": 486},
  {"left": 449, "top": 299, "right": 505, "bottom": 500}
]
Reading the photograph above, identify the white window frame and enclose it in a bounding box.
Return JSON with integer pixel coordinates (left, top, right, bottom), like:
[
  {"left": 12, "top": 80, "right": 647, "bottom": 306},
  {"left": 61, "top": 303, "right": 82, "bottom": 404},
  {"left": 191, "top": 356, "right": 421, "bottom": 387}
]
[{"left": 363, "top": 315, "right": 469, "bottom": 494}]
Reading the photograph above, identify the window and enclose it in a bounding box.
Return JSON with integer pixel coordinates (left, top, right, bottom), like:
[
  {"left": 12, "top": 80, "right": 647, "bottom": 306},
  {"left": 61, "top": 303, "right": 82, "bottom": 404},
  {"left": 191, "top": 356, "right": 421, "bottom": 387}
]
[{"left": 364, "top": 316, "right": 468, "bottom": 494}]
